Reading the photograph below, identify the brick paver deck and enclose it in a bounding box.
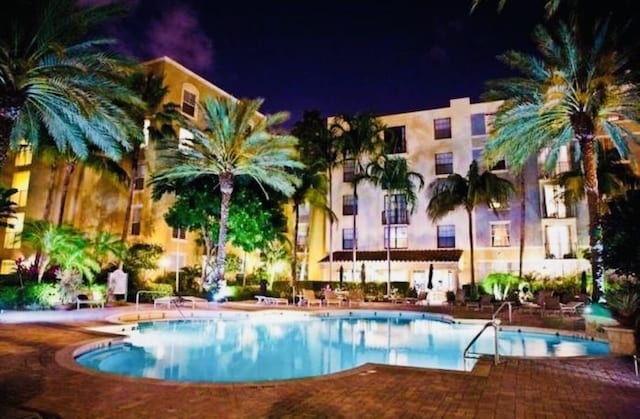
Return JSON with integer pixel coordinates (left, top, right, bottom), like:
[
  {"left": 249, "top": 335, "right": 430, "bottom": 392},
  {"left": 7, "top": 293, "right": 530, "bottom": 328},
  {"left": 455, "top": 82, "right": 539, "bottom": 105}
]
[{"left": 0, "top": 304, "right": 638, "bottom": 418}]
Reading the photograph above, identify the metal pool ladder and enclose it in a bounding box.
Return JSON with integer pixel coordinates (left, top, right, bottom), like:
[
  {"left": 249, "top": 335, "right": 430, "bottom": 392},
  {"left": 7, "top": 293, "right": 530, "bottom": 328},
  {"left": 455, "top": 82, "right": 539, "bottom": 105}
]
[{"left": 463, "top": 320, "right": 501, "bottom": 368}]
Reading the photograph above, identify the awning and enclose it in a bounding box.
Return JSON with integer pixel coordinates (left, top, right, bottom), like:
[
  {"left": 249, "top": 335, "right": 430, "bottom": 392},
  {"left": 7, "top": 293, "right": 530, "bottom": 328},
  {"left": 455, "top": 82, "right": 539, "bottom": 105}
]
[{"left": 318, "top": 249, "right": 463, "bottom": 263}]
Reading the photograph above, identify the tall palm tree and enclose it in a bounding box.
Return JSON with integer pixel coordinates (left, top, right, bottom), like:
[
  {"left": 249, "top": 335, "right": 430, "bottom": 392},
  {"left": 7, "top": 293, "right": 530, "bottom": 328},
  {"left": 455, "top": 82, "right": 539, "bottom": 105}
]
[
  {"left": 289, "top": 160, "right": 335, "bottom": 286},
  {"left": 366, "top": 155, "right": 424, "bottom": 296},
  {"left": 151, "top": 96, "right": 302, "bottom": 287},
  {"left": 0, "top": 186, "right": 17, "bottom": 228},
  {"left": 331, "top": 113, "right": 385, "bottom": 282},
  {"left": 485, "top": 21, "right": 640, "bottom": 301},
  {"left": 427, "top": 161, "right": 513, "bottom": 287},
  {"left": 122, "top": 72, "right": 182, "bottom": 240},
  {"left": 291, "top": 111, "right": 336, "bottom": 284},
  {"left": 0, "top": 0, "right": 143, "bottom": 171}
]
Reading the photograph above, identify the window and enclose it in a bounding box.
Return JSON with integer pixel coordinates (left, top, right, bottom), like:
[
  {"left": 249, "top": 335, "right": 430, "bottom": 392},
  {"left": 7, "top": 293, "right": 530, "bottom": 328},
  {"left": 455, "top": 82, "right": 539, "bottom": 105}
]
[
  {"left": 383, "top": 194, "right": 408, "bottom": 224},
  {"left": 434, "top": 117, "right": 451, "bottom": 139},
  {"left": 342, "top": 228, "right": 356, "bottom": 250},
  {"left": 296, "top": 224, "right": 309, "bottom": 252},
  {"left": 172, "top": 227, "right": 186, "bottom": 240},
  {"left": 384, "top": 126, "right": 406, "bottom": 154},
  {"left": 342, "top": 194, "right": 357, "bottom": 215},
  {"left": 0, "top": 260, "right": 16, "bottom": 275},
  {"left": 471, "top": 113, "right": 486, "bottom": 136},
  {"left": 543, "top": 184, "right": 567, "bottom": 218},
  {"left": 134, "top": 163, "right": 146, "bottom": 190},
  {"left": 435, "top": 152, "right": 453, "bottom": 175},
  {"left": 131, "top": 206, "right": 142, "bottom": 236},
  {"left": 11, "top": 171, "right": 30, "bottom": 207},
  {"left": 3, "top": 213, "right": 24, "bottom": 249},
  {"left": 14, "top": 141, "right": 32, "bottom": 166},
  {"left": 545, "top": 225, "right": 573, "bottom": 259},
  {"left": 343, "top": 159, "right": 356, "bottom": 182},
  {"left": 181, "top": 85, "right": 198, "bottom": 118},
  {"left": 437, "top": 225, "right": 455, "bottom": 248},
  {"left": 490, "top": 222, "right": 511, "bottom": 247},
  {"left": 168, "top": 253, "right": 186, "bottom": 271},
  {"left": 384, "top": 226, "right": 408, "bottom": 249},
  {"left": 179, "top": 127, "right": 194, "bottom": 150}
]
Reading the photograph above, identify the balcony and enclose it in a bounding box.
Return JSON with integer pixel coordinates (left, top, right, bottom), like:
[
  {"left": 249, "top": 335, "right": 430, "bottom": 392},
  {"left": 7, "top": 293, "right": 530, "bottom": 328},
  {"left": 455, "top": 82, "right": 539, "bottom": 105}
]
[
  {"left": 542, "top": 202, "right": 575, "bottom": 218},
  {"left": 381, "top": 210, "right": 409, "bottom": 225}
]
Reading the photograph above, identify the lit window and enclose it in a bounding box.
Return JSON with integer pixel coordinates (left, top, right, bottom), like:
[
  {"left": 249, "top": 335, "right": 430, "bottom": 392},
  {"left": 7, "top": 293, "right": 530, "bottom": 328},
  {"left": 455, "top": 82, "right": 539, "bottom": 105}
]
[
  {"left": 3, "top": 212, "right": 24, "bottom": 249},
  {"left": 342, "top": 228, "right": 356, "bottom": 250},
  {"left": 181, "top": 85, "right": 198, "bottom": 118},
  {"left": 384, "top": 226, "right": 408, "bottom": 249},
  {"left": 434, "top": 117, "right": 451, "bottom": 139},
  {"left": 472, "top": 148, "right": 483, "bottom": 163},
  {"left": 14, "top": 141, "right": 32, "bottom": 166},
  {"left": 490, "top": 222, "right": 511, "bottom": 247},
  {"left": 342, "top": 195, "right": 357, "bottom": 215},
  {"left": 545, "top": 225, "right": 573, "bottom": 259},
  {"left": 11, "top": 171, "right": 30, "bottom": 207},
  {"left": 543, "top": 184, "right": 567, "bottom": 218},
  {"left": 435, "top": 152, "right": 453, "bottom": 175},
  {"left": 0, "top": 260, "right": 16, "bottom": 275},
  {"left": 172, "top": 227, "right": 186, "bottom": 240},
  {"left": 178, "top": 127, "right": 194, "bottom": 150},
  {"left": 131, "top": 206, "right": 142, "bottom": 236},
  {"left": 384, "top": 126, "right": 406, "bottom": 154},
  {"left": 437, "top": 225, "right": 455, "bottom": 248}
]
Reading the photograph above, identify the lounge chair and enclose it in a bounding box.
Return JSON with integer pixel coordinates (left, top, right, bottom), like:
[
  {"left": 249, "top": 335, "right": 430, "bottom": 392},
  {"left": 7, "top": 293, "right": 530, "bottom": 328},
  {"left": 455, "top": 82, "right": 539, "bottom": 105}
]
[
  {"left": 324, "top": 290, "right": 343, "bottom": 306},
  {"left": 255, "top": 295, "right": 289, "bottom": 305},
  {"left": 347, "top": 289, "right": 365, "bottom": 307},
  {"left": 302, "top": 289, "right": 322, "bottom": 307},
  {"left": 154, "top": 295, "right": 206, "bottom": 309},
  {"left": 415, "top": 291, "right": 429, "bottom": 306},
  {"left": 466, "top": 294, "right": 492, "bottom": 311},
  {"left": 75, "top": 291, "right": 105, "bottom": 310},
  {"left": 543, "top": 297, "right": 563, "bottom": 316},
  {"left": 560, "top": 301, "right": 584, "bottom": 316}
]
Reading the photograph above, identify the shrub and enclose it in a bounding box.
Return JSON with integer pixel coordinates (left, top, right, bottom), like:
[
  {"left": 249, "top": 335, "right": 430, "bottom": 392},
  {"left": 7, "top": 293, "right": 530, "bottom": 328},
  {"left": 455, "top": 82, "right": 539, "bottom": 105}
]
[
  {"left": 0, "top": 286, "right": 19, "bottom": 309},
  {"left": 23, "top": 282, "right": 59, "bottom": 309}
]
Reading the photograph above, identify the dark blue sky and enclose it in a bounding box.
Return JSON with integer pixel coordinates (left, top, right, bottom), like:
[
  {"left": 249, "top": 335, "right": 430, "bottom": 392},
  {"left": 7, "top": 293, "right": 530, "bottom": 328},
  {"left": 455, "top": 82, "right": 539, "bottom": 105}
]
[{"left": 92, "top": 0, "right": 545, "bottom": 125}]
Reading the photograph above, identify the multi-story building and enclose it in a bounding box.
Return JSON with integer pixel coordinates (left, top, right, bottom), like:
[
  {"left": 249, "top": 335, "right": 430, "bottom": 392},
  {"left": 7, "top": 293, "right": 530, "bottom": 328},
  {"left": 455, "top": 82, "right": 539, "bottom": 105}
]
[
  {"left": 0, "top": 56, "right": 247, "bottom": 278},
  {"left": 311, "top": 98, "right": 591, "bottom": 297}
]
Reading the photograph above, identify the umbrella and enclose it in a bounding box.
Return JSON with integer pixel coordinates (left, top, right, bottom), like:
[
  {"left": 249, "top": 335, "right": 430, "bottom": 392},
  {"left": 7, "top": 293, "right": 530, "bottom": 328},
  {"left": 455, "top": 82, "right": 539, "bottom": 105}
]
[
  {"left": 427, "top": 264, "right": 434, "bottom": 290},
  {"left": 580, "top": 271, "right": 588, "bottom": 295},
  {"left": 339, "top": 265, "right": 344, "bottom": 287},
  {"left": 360, "top": 262, "right": 366, "bottom": 287}
]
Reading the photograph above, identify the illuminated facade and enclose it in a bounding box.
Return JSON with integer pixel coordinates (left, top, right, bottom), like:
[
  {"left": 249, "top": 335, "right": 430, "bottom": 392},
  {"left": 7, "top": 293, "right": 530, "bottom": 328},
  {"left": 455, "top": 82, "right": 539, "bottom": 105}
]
[
  {"left": 313, "top": 98, "right": 592, "bottom": 296},
  {"left": 0, "top": 57, "right": 247, "bottom": 276}
]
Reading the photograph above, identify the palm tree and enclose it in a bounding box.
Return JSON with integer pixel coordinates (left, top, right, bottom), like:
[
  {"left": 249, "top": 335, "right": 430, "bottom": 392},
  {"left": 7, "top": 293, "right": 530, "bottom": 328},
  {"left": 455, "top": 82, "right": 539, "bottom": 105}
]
[
  {"left": 331, "top": 113, "right": 385, "bottom": 282},
  {"left": 427, "top": 161, "right": 513, "bottom": 287},
  {"left": 485, "top": 21, "right": 640, "bottom": 301},
  {"left": 21, "top": 220, "right": 99, "bottom": 282},
  {"left": 0, "top": 0, "right": 143, "bottom": 171},
  {"left": 366, "top": 155, "right": 424, "bottom": 296},
  {"left": 151, "top": 96, "right": 302, "bottom": 287},
  {"left": 90, "top": 231, "right": 128, "bottom": 269},
  {"left": 0, "top": 186, "right": 17, "bottom": 228},
  {"left": 122, "top": 72, "right": 182, "bottom": 240}
]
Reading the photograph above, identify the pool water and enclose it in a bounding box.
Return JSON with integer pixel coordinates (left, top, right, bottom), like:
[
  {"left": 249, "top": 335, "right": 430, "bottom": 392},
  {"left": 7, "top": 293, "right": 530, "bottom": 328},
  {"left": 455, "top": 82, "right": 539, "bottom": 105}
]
[{"left": 76, "top": 312, "right": 609, "bottom": 383}]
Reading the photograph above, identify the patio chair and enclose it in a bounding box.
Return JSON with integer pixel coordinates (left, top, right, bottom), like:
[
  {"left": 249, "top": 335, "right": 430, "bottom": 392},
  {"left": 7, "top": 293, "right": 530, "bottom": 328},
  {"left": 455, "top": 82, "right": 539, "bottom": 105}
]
[
  {"left": 348, "top": 289, "right": 365, "bottom": 307},
  {"left": 467, "top": 294, "right": 492, "bottom": 311},
  {"left": 560, "top": 301, "right": 584, "bottom": 316},
  {"left": 543, "top": 297, "right": 562, "bottom": 316},
  {"left": 415, "top": 291, "right": 429, "bottom": 306},
  {"left": 324, "top": 290, "right": 343, "bottom": 306},
  {"left": 302, "top": 289, "right": 322, "bottom": 307},
  {"left": 455, "top": 289, "right": 466, "bottom": 306}
]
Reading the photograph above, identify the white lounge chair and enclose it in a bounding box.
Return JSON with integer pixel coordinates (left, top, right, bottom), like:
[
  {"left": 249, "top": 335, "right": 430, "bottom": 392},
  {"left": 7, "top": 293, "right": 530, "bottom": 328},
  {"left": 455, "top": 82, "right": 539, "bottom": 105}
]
[{"left": 302, "top": 289, "right": 322, "bottom": 307}]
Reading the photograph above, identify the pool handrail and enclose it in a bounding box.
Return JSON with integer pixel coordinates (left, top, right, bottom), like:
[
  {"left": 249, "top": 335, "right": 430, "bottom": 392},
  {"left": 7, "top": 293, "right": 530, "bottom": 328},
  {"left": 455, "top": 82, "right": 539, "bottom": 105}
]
[
  {"left": 463, "top": 320, "right": 501, "bottom": 367},
  {"left": 493, "top": 301, "right": 512, "bottom": 323}
]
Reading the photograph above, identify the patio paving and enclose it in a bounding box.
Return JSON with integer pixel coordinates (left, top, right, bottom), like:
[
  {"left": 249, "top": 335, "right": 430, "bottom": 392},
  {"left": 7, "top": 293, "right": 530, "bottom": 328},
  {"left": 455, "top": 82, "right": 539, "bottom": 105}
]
[{"left": 0, "top": 304, "right": 638, "bottom": 418}]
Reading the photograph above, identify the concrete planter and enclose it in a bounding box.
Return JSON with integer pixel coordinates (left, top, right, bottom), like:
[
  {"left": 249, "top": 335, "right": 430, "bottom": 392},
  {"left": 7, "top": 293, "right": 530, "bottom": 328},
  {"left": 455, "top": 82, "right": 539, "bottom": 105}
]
[{"left": 604, "top": 327, "right": 637, "bottom": 355}]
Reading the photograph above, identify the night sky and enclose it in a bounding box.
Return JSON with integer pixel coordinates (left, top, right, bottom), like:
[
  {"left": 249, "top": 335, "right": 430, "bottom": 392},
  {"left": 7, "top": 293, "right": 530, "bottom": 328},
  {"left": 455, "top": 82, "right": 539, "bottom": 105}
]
[{"left": 83, "top": 0, "right": 546, "bottom": 125}]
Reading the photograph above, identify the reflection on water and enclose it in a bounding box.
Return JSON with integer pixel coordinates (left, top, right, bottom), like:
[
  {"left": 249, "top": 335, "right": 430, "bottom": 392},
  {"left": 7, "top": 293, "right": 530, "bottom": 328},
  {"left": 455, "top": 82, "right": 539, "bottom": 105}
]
[{"left": 76, "top": 316, "right": 609, "bottom": 383}]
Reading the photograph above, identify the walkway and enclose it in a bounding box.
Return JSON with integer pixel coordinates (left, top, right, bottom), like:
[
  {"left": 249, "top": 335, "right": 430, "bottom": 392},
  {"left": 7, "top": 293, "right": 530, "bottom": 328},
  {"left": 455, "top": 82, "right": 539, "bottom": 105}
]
[{"left": 0, "top": 304, "right": 638, "bottom": 418}]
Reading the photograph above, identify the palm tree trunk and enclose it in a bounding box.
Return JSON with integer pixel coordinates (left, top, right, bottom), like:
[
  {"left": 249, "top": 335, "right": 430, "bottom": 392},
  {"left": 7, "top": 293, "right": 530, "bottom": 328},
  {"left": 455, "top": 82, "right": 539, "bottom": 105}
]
[
  {"left": 467, "top": 209, "right": 476, "bottom": 287},
  {"left": 121, "top": 147, "right": 140, "bottom": 240},
  {"left": 0, "top": 116, "right": 13, "bottom": 171},
  {"left": 42, "top": 162, "right": 57, "bottom": 221},
  {"left": 352, "top": 187, "right": 357, "bottom": 284},
  {"left": 579, "top": 137, "right": 604, "bottom": 302},
  {"left": 386, "top": 195, "right": 391, "bottom": 297},
  {"left": 200, "top": 224, "right": 213, "bottom": 287},
  {"left": 57, "top": 161, "right": 76, "bottom": 226},
  {"left": 328, "top": 170, "right": 334, "bottom": 283},
  {"left": 291, "top": 202, "right": 300, "bottom": 288},
  {"left": 216, "top": 173, "right": 234, "bottom": 283},
  {"left": 518, "top": 172, "right": 526, "bottom": 279}
]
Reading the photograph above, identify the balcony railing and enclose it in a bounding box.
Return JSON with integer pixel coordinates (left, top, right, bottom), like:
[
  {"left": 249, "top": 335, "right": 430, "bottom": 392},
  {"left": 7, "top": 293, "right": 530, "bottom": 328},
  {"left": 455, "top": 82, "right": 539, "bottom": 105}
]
[
  {"left": 542, "top": 203, "right": 575, "bottom": 218},
  {"left": 381, "top": 210, "right": 409, "bottom": 225}
]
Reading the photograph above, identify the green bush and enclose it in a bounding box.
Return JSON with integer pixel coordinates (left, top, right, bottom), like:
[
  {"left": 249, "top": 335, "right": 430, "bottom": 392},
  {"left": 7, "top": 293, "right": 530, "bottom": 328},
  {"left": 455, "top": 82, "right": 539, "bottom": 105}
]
[
  {"left": 226, "top": 285, "right": 259, "bottom": 301},
  {"left": 23, "top": 282, "right": 59, "bottom": 309},
  {"left": 0, "top": 285, "right": 19, "bottom": 309}
]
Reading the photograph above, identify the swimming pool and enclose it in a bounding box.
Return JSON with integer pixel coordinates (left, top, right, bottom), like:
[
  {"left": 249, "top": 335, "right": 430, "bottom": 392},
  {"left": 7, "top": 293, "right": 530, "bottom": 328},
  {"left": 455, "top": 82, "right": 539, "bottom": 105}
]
[{"left": 75, "top": 311, "right": 609, "bottom": 383}]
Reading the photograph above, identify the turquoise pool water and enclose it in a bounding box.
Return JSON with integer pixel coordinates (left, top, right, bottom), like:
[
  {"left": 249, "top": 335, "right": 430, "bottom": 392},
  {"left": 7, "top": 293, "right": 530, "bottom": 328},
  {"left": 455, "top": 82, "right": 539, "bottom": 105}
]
[{"left": 76, "top": 312, "right": 609, "bottom": 383}]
